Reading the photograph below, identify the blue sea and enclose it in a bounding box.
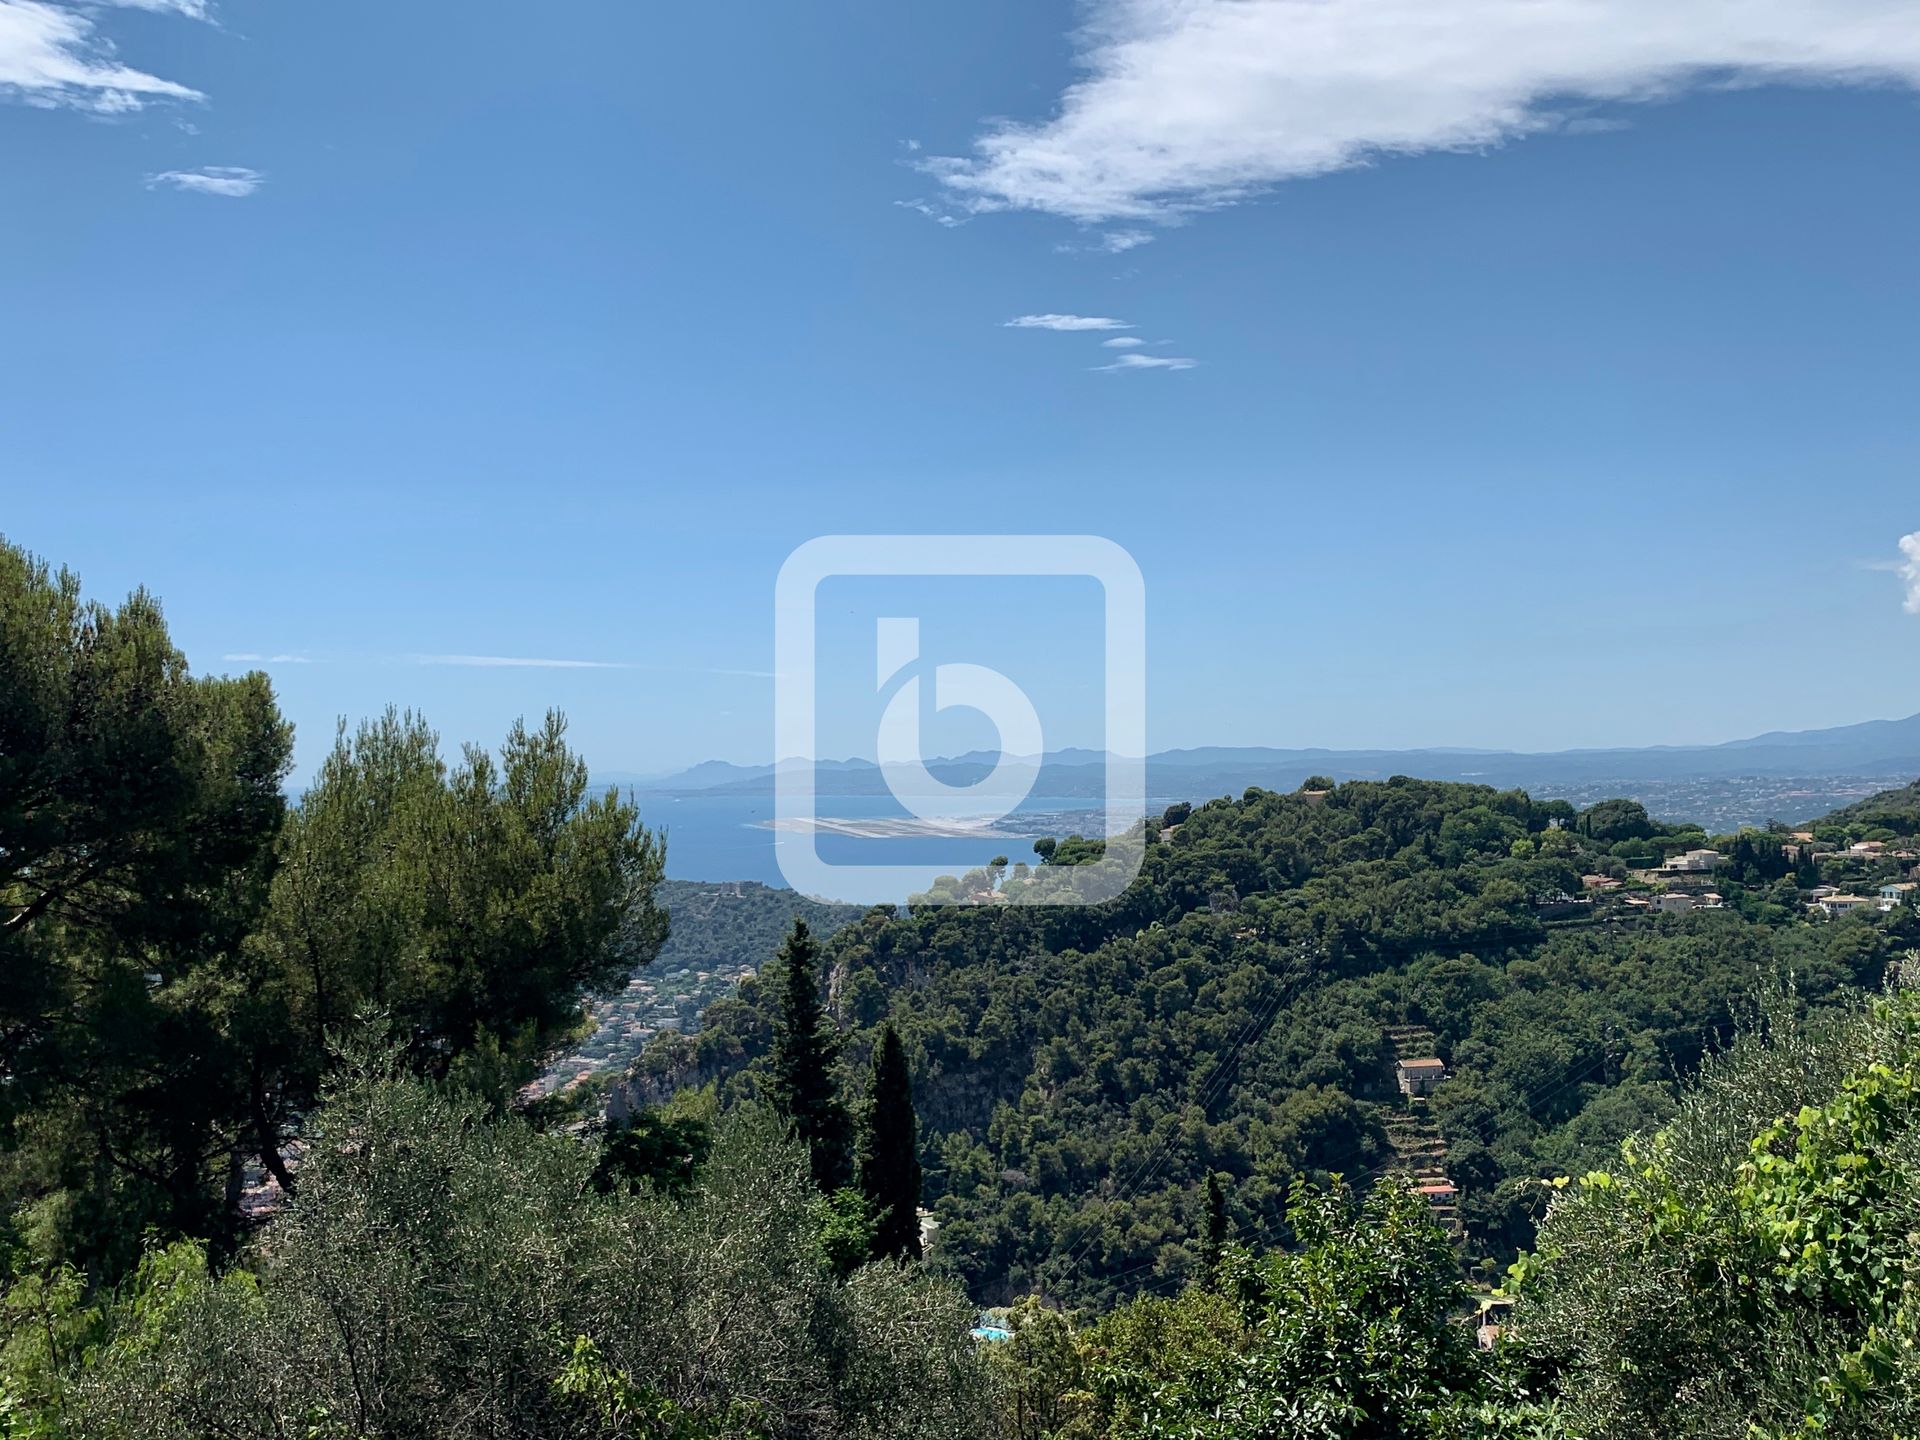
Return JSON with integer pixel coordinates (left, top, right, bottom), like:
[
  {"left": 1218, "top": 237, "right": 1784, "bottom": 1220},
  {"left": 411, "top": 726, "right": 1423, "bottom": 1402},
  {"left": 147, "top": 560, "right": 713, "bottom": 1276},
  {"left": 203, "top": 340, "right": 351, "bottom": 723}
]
[{"left": 634, "top": 791, "right": 1128, "bottom": 902}]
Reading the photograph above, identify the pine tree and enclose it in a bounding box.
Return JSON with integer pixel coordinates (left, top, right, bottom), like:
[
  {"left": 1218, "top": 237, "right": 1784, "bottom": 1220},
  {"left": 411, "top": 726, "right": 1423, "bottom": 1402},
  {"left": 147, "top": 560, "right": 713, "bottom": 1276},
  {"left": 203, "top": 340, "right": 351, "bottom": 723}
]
[
  {"left": 856, "top": 1023, "right": 923, "bottom": 1262},
  {"left": 767, "top": 920, "right": 852, "bottom": 1191}
]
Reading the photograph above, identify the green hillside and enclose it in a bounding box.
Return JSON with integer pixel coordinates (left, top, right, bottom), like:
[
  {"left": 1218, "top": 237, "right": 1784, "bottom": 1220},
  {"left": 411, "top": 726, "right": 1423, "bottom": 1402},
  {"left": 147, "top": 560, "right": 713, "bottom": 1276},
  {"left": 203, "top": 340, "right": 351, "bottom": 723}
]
[
  {"left": 11, "top": 536, "right": 1920, "bottom": 1439},
  {"left": 1815, "top": 778, "right": 1920, "bottom": 833},
  {"left": 656, "top": 781, "right": 1913, "bottom": 1305}
]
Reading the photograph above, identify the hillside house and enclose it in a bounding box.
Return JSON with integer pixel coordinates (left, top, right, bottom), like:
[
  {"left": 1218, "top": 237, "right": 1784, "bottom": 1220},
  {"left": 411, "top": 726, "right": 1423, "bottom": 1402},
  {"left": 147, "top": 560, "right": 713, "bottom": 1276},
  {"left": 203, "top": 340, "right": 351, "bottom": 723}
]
[
  {"left": 1651, "top": 893, "right": 1697, "bottom": 915},
  {"left": 1814, "top": 894, "right": 1875, "bottom": 919},
  {"left": 1880, "top": 882, "right": 1918, "bottom": 911},
  {"left": 1397, "top": 1057, "right": 1447, "bottom": 1097},
  {"left": 1660, "top": 849, "right": 1725, "bottom": 874}
]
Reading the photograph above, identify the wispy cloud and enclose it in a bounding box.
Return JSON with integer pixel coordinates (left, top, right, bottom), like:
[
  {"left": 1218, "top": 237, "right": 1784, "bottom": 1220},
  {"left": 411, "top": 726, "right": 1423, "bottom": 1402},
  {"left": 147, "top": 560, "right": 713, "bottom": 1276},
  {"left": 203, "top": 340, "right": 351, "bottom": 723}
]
[
  {"left": 410, "top": 654, "right": 640, "bottom": 670},
  {"left": 1007, "top": 313, "right": 1198, "bottom": 370},
  {"left": 1052, "top": 227, "right": 1159, "bottom": 255},
  {"left": 1100, "top": 229, "right": 1154, "bottom": 253},
  {"left": 1094, "top": 353, "right": 1197, "bottom": 373},
  {"left": 227, "top": 647, "right": 781, "bottom": 679},
  {"left": 1005, "top": 313, "right": 1132, "bottom": 332},
  {"left": 928, "top": 0, "right": 1920, "bottom": 224},
  {"left": 894, "top": 197, "right": 964, "bottom": 228},
  {"left": 147, "top": 165, "right": 263, "bottom": 197},
  {"left": 0, "top": 0, "right": 203, "bottom": 113},
  {"left": 108, "top": 0, "right": 209, "bottom": 16},
  {"left": 1900, "top": 532, "right": 1920, "bottom": 614}
]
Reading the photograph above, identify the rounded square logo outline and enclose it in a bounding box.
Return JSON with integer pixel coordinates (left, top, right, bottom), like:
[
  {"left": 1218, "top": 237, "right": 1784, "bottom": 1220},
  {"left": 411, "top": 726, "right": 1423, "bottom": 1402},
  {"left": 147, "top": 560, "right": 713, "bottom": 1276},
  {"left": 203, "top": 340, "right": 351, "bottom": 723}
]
[{"left": 773, "top": 535, "right": 1146, "bottom": 905}]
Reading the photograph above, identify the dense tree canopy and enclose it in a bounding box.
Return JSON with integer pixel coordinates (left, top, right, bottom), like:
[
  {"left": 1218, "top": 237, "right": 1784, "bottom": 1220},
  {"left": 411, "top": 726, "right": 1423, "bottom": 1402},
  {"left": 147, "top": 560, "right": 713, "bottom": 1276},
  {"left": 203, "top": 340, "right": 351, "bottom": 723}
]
[
  {"left": 0, "top": 538, "right": 668, "bottom": 1282},
  {"left": 1, "top": 1054, "right": 991, "bottom": 1440},
  {"left": 247, "top": 706, "right": 668, "bottom": 1163},
  {"left": 988, "top": 1178, "right": 1528, "bottom": 1440},
  {"left": 8, "top": 535, "right": 1920, "bottom": 1439},
  {"left": 0, "top": 537, "right": 292, "bottom": 1277},
  {"left": 1512, "top": 985, "right": 1920, "bottom": 1438},
  {"left": 659, "top": 780, "right": 1913, "bottom": 1304}
]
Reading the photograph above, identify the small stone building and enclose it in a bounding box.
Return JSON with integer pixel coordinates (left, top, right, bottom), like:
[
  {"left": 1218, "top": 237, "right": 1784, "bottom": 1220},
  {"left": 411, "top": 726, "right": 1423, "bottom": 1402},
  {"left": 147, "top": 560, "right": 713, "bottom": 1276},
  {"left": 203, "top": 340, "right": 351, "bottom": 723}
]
[{"left": 1396, "top": 1056, "right": 1447, "bottom": 1098}]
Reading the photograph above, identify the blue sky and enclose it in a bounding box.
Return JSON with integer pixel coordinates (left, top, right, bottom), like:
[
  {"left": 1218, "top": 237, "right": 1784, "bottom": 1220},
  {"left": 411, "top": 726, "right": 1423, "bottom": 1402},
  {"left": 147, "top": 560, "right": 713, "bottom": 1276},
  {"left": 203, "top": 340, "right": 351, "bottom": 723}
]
[{"left": 5, "top": 0, "right": 1920, "bottom": 783}]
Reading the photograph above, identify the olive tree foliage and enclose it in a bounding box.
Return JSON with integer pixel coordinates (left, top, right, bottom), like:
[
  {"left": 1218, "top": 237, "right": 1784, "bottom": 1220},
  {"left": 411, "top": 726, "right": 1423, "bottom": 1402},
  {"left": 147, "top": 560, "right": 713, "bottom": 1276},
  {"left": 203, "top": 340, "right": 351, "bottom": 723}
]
[
  {"left": 1513, "top": 983, "right": 1920, "bottom": 1440},
  {"left": 47, "top": 1052, "right": 991, "bottom": 1440}
]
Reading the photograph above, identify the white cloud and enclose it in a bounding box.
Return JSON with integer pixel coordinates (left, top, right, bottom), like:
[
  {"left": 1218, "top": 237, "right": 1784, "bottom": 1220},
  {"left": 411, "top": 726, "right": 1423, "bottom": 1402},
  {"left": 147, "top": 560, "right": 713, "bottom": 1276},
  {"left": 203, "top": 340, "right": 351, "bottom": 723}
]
[
  {"left": 1005, "top": 313, "right": 1133, "bottom": 331},
  {"left": 223, "top": 652, "right": 310, "bottom": 665},
  {"left": 1100, "top": 228, "right": 1155, "bottom": 253},
  {"left": 411, "top": 654, "right": 638, "bottom": 670},
  {"left": 147, "top": 165, "right": 263, "bottom": 197},
  {"left": 1094, "top": 353, "right": 1198, "bottom": 373},
  {"left": 1102, "top": 336, "right": 1147, "bottom": 348},
  {"left": 929, "top": 0, "right": 1920, "bottom": 223},
  {"left": 1052, "top": 227, "right": 1159, "bottom": 254},
  {"left": 0, "top": 0, "right": 202, "bottom": 112},
  {"left": 1900, "top": 532, "right": 1920, "bottom": 614}
]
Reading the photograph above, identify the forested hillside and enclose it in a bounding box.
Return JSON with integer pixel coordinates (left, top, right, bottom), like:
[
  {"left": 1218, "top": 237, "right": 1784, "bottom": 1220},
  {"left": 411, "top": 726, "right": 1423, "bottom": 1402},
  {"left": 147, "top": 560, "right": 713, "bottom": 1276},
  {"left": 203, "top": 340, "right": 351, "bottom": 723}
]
[
  {"left": 1817, "top": 778, "right": 1920, "bottom": 833},
  {"left": 12, "top": 534, "right": 1920, "bottom": 1439},
  {"left": 655, "top": 782, "right": 1915, "bottom": 1305},
  {"left": 0, "top": 537, "right": 992, "bottom": 1438}
]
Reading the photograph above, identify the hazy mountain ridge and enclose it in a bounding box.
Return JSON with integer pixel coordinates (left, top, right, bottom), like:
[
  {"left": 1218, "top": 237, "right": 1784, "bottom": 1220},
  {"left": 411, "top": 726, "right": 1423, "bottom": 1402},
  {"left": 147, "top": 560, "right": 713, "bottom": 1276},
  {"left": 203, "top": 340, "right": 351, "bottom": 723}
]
[{"left": 627, "top": 713, "right": 1920, "bottom": 799}]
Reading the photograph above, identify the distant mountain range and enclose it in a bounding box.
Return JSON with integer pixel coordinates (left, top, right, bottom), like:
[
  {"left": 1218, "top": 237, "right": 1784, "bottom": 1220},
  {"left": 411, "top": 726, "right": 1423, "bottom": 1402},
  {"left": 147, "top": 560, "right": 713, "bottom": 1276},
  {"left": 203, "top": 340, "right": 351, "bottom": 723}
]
[{"left": 613, "top": 713, "right": 1920, "bottom": 802}]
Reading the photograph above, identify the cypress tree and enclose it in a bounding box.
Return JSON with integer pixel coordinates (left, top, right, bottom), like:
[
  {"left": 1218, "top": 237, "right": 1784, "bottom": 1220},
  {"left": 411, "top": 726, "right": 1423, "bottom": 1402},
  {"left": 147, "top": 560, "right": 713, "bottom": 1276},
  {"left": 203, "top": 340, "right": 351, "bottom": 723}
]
[
  {"left": 856, "top": 1023, "right": 923, "bottom": 1262},
  {"left": 767, "top": 920, "right": 851, "bottom": 1192},
  {"left": 1200, "top": 1171, "right": 1231, "bottom": 1286}
]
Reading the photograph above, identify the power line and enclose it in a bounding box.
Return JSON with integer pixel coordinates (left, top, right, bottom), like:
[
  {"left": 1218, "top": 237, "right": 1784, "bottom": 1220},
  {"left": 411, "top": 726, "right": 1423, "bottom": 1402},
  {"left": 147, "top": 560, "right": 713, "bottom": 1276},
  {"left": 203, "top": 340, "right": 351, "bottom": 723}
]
[{"left": 1047, "top": 955, "right": 1301, "bottom": 1286}]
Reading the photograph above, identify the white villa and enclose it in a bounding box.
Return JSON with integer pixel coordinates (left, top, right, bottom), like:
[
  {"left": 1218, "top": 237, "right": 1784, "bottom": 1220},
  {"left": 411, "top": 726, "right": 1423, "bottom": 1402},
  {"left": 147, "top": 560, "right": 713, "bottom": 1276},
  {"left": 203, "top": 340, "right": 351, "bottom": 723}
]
[{"left": 1660, "top": 849, "right": 1725, "bottom": 874}]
